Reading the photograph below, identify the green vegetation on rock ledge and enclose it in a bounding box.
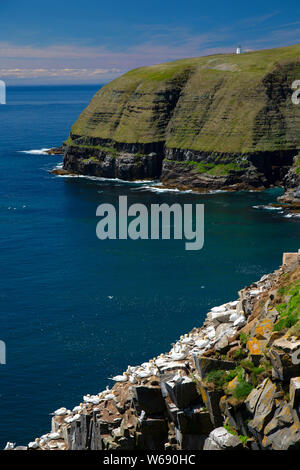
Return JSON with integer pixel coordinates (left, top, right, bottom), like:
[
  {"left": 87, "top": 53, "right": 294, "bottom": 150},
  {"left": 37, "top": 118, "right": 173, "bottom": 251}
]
[
  {"left": 273, "top": 277, "right": 300, "bottom": 331},
  {"left": 166, "top": 159, "right": 246, "bottom": 176}
]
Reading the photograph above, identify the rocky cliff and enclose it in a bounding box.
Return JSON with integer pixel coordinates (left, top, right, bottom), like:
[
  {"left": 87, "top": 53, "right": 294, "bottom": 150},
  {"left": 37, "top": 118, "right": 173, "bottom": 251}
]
[
  {"left": 59, "top": 44, "right": 300, "bottom": 192},
  {"left": 278, "top": 154, "right": 300, "bottom": 210},
  {"left": 8, "top": 251, "right": 300, "bottom": 451}
]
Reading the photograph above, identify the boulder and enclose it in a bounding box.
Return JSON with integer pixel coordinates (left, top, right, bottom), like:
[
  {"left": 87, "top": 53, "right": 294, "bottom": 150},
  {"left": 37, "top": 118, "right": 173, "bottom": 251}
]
[
  {"left": 290, "top": 377, "right": 300, "bottom": 408},
  {"left": 270, "top": 335, "right": 300, "bottom": 381},
  {"left": 262, "top": 404, "right": 300, "bottom": 450},
  {"left": 245, "top": 380, "right": 266, "bottom": 414},
  {"left": 203, "top": 437, "right": 222, "bottom": 450},
  {"left": 264, "top": 403, "right": 294, "bottom": 436},
  {"left": 164, "top": 376, "right": 199, "bottom": 409},
  {"left": 204, "top": 427, "right": 243, "bottom": 450},
  {"left": 247, "top": 379, "right": 276, "bottom": 435},
  {"left": 251, "top": 318, "right": 273, "bottom": 340},
  {"left": 247, "top": 337, "right": 266, "bottom": 358}
]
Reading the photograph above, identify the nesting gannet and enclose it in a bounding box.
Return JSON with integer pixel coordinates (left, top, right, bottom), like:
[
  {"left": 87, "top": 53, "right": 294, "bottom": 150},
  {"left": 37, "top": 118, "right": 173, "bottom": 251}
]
[
  {"left": 109, "top": 372, "right": 128, "bottom": 382},
  {"left": 135, "top": 367, "right": 152, "bottom": 379},
  {"left": 64, "top": 413, "right": 81, "bottom": 424},
  {"left": 170, "top": 346, "right": 187, "bottom": 361},
  {"left": 53, "top": 407, "right": 69, "bottom": 416},
  {"left": 72, "top": 405, "right": 83, "bottom": 413},
  {"left": 102, "top": 393, "right": 115, "bottom": 401},
  {"left": 195, "top": 338, "right": 209, "bottom": 348},
  {"left": 102, "top": 387, "right": 114, "bottom": 397},
  {"left": 155, "top": 355, "right": 169, "bottom": 367},
  {"left": 211, "top": 304, "right": 227, "bottom": 313},
  {"left": 129, "top": 374, "right": 138, "bottom": 384},
  {"left": 48, "top": 432, "right": 61, "bottom": 440},
  {"left": 83, "top": 395, "right": 100, "bottom": 405},
  {"left": 4, "top": 442, "right": 15, "bottom": 450},
  {"left": 171, "top": 351, "right": 187, "bottom": 361},
  {"left": 181, "top": 334, "right": 193, "bottom": 345},
  {"left": 28, "top": 441, "right": 39, "bottom": 449}
]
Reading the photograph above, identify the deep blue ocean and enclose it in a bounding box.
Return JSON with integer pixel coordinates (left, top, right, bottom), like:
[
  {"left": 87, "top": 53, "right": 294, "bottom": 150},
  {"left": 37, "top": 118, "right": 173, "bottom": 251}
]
[{"left": 0, "top": 85, "right": 299, "bottom": 446}]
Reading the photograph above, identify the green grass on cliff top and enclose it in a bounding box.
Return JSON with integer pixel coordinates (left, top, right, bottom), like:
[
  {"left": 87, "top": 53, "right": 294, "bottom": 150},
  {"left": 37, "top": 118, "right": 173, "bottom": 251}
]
[
  {"left": 123, "top": 44, "right": 300, "bottom": 79},
  {"left": 71, "top": 44, "right": 300, "bottom": 153}
]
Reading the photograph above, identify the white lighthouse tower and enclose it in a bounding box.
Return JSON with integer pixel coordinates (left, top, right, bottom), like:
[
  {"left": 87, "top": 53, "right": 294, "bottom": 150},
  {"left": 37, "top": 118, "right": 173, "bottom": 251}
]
[{"left": 236, "top": 45, "right": 242, "bottom": 54}]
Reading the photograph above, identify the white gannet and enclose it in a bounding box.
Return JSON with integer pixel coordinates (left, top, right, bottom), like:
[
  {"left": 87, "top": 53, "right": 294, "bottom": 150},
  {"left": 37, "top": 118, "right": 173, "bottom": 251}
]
[
  {"left": 171, "top": 369, "right": 185, "bottom": 383},
  {"left": 195, "top": 338, "right": 209, "bottom": 348},
  {"left": 155, "top": 355, "right": 169, "bottom": 367},
  {"left": 109, "top": 372, "right": 128, "bottom": 382},
  {"left": 102, "top": 393, "right": 115, "bottom": 401},
  {"left": 53, "top": 407, "right": 69, "bottom": 416},
  {"left": 48, "top": 432, "right": 61, "bottom": 440},
  {"left": 64, "top": 413, "right": 81, "bottom": 424},
  {"left": 181, "top": 334, "right": 193, "bottom": 345},
  {"left": 83, "top": 395, "right": 100, "bottom": 405},
  {"left": 211, "top": 304, "right": 227, "bottom": 313},
  {"left": 72, "top": 405, "right": 83, "bottom": 412},
  {"left": 28, "top": 441, "right": 39, "bottom": 449},
  {"left": 135, "top": 367, "right": 152, "bottom": 379},
  {"left": 170, "top": 346, "right": 187, "bottom": 361},
  {"left": 129, "top": 373, "right": 138, "bottom": 384},
  {"left": 4, "top": 442, "right": 15, "bottom": 450}
]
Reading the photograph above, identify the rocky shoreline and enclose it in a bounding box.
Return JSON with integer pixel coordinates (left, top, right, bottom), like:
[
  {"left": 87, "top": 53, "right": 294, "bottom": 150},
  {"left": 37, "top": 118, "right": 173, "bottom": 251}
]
[
  {"left": 277, "top": 155, "right": 300, "bottom": 212},
  {"left": 51, "top": 144, "right": 300, "bottom": 205},
  {"left": 6, "top": 250, "right": 300, "bottom": 451},
  {"left": 60, "top": 139, "right": 295, "bottom": 192}
]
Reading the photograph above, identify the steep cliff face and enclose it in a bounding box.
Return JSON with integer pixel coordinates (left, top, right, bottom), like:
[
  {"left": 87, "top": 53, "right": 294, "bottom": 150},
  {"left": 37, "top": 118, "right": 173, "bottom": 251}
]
[
  {"left": 10, "top": 251, "right": 300, "bottom": 451},
  {"left": 61, "top": 44, "right": 300, "bottom": 190},
  {"left": 278, "top": 154, "right": 300, "bottom": 209}
]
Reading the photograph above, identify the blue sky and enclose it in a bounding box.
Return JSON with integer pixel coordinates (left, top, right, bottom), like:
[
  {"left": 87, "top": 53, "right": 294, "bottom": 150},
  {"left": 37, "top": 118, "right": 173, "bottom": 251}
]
[{"left": 1, "top": 0, "right": 300, "bottom": 84}]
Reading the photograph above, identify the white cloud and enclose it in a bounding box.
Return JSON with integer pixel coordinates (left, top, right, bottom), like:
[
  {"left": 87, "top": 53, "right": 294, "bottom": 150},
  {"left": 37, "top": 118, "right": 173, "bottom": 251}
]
[
  {"left": 0, "top": 67, "right": 122, "bottom": 78},
  {"left": 0, "top": 17, "right": 299, "bottom": 83}
]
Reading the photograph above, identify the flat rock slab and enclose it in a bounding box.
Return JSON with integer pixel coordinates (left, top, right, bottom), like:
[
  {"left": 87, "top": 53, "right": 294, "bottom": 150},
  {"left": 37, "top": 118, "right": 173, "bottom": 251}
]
[
  {"left": 193, "top": 356, "right": 237, "bottom": 379},
  {"left": 248, "top": 379, "right": 276, "bottom": 434},
  {"left": 204, "top": 427, "right": 243, "bottom": 450},
  {"left": 164, "top": 378, "right": 199, "bottom": 409},
  {"left": 132, "top": 386, "right": 165, "bottom": 415},
  {"left": 290, "top": 377, "right": 300, "bottom": 408}
]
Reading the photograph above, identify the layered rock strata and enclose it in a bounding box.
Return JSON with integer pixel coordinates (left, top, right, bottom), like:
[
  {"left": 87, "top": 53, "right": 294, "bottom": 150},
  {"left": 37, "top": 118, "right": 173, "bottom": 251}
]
[{"left": 58, "top": 44, "right": 300, "bottom": 193}]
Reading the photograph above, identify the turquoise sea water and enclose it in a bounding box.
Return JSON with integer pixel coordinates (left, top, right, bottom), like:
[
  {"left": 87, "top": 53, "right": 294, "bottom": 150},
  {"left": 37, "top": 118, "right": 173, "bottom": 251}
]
[{"left": 0, "top": 85, "right": 299, "bottom": 446}]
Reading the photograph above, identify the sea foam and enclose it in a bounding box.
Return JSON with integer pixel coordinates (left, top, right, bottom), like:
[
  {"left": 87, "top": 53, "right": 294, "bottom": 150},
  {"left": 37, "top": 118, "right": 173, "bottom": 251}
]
[{"left": 19, "top": 148, "right": 51, "bottom": 155}]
